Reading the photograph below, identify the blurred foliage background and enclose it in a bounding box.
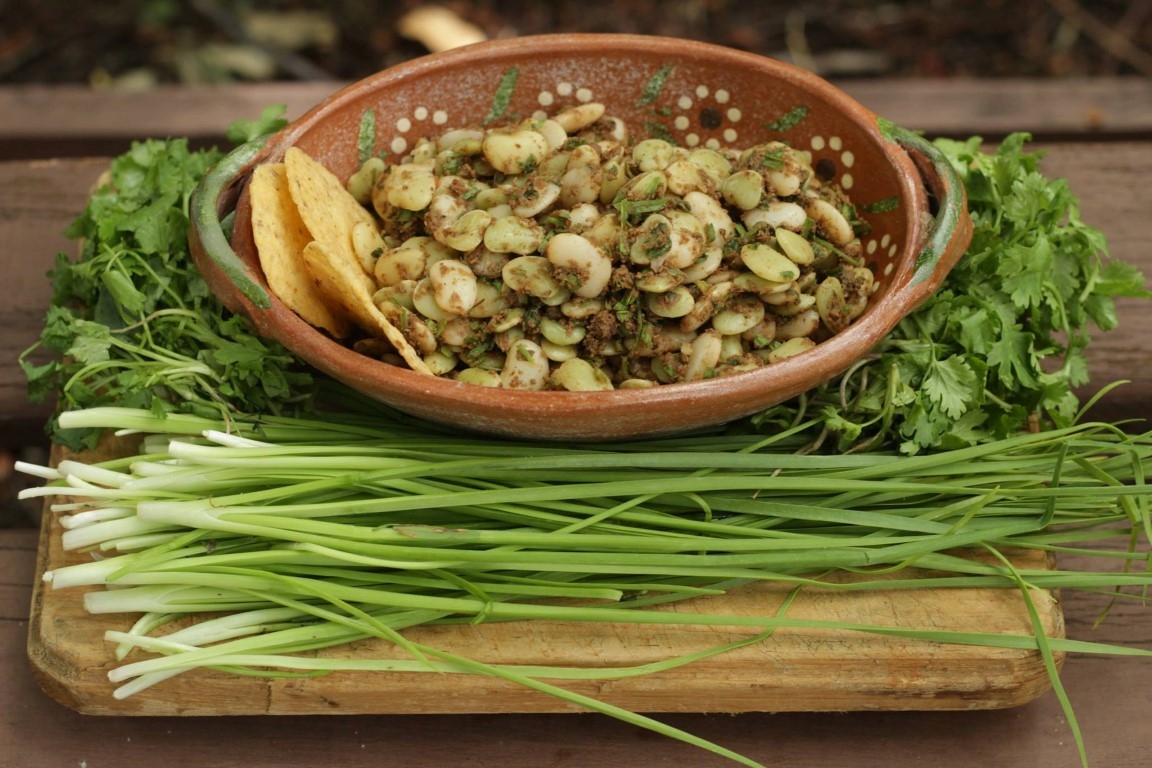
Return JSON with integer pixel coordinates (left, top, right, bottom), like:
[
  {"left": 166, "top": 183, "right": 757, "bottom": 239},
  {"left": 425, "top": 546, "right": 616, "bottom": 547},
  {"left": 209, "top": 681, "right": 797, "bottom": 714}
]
[{"left": 2, "top": 0, "right": 1150, "bottom": 88}]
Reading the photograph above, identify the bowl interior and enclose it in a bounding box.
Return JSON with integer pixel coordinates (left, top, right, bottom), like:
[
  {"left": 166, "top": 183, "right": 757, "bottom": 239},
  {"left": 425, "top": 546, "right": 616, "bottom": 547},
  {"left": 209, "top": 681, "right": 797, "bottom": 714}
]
[{"left": 219, "top": 34, "right": 932, "bottom": 441}]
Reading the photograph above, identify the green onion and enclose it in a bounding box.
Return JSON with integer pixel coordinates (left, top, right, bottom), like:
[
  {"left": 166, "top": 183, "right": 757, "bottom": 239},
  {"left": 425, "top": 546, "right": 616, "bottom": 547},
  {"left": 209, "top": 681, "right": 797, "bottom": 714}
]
[{"left": 19, "top": 408, "right": 1152, "bottom": 768}]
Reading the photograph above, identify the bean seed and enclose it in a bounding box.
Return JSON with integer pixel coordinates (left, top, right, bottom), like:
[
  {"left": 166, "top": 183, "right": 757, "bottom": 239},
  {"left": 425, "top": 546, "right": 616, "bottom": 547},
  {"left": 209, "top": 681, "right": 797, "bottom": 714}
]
[
  {"left": 412, "top": 278, "right": 455, "bottom": 323},
  {"left": 560, "top": 296, "right": 605, "bottom": 319},
  {"left": 559, "top": 144, "right": 602, "bottom": 207},
  {"left": 742, "top": 201, "right": 807, "bottom": 232},
  {"left": 680, "top": 281, "right": 732, "bottom": 333},
  {"left": 633, "top": 139, "right": 678, "bottom": 172},
  {"left": 767, "top": 336, "right": 816, "bottom": 362},
  {"left": 720, "top": 169, "right": 765, "bottom": 211},
  {"left": 539, "top": 316, "right": 587, "bottom": 347},
  {"left": 679, "top": 246, "right": 724, "bottom": 282},
  {"left": 374, "top": 244, "right": 427, "bottom": 286},
  {"left": 468, "top": 280, "right": 511, "bottom": 318},
  {"left": 711, "top": 294, "right": 765, "bottom": 335},
  {"left": 428, "top": 259, "right": 478, "bottom": 316},
  {"left": 645, "top": 286, "right": 695, "bottom": 318},
  {"left": 482, "top": 129, "right": 551, "bottom": 175},
  {"left": 806, "top": 197, "right": 855, "bottom": 245},
  {"left": 636, "top": 270, "right": 686, "bottom": 294},
  {"left": 740, "top": 243, "right": 799, "bottom": 282},
  {"left": 553, "top": 102, "right": 606, "bottom": 134},
  {"left": 488, "top": 306, "right": 525, "bottom": 333},
  {"left": 438, "top": 315, "right": 476, "bottom": 347},
  {"left": 510, "top": 177, "right": 562, "bottom": 218},
  {"left": 775, "top": 307, "right": 821, "bottom": 339},
  {"left": 546, "top": 232, "right": 613, "bottom": 298},
  {"left": 683, "top": 190, "right": 733, "bottom": 246},
  {"left": 500, "top": 338, "right": 550, "bottom": 390},
  {"left": 775, "top": 228, "right": 816, "bottom": 266},
  {"left": 549, "top": 358, "right": 614, "bottom": 391},
  {"left": 542, "top": 338, "right": 580, "bottom": 363},
  {"left": 484, "top": 215, "right": 544, "bottom": 255},
  {"left": 502, "top": 255, "right": 565, "bottom": 300},
  {"left": 347, "top": 156, "right": 386, "bottom": 205},
  {"left": 440, "top": 209, "right": 493, "bottom": 253},
  {"left": 456, "top": 367, "right": 502, "bottom": 387},
  {"left": 383, "top": 162, "right": 438, "bottom": 212},
  {"left": 423, "top": 349, "right": 459, "bottom": 376},
  {"left": 373, "top": 280, "right": 416, "bottom": 312},
  {"left": 351, "top": 220, "right": 386, "bottom": 274},
  {"left": 815, "top": 276, "right": 850, "bottom": 334},
  {"left": 684, "top": 330, "right": 723, "bottom": 381},
  {"left": 567, "top": 203, "right": 601, "bottom": 231},
  {"left": 687, "top": 148, "right": 732, "bottom": 183},
  {"left": 534, "top": 118, "right": 569, "bottom": 149},
  {"left": 665, "top": 159, "right": 715, "bottom": 197},
  {"left": 437, "top": 128, "right": 485, "bottom": 154},
  {"left": 741, "top": 317, "right": 778, "bottom": 348}
]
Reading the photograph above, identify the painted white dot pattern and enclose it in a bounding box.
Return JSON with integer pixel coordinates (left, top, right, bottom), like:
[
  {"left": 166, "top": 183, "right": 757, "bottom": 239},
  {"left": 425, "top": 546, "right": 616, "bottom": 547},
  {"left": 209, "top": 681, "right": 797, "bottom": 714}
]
[
  {"left": 556, "top": 82, "right": 573, "bottom": 96},
  {"left": 696, "top": 84, "right": 709, "bottom": 98},
  {"left": 674, "top": 115, "right": 690, "bottom": 130},
  {"left": 432, "top": 110, "right": 448, "bottom": 125},
  {"left": 396, "top": 117, "right": 412, "bottom": 133},
  {"left": 810, "top": 136, "right": 826, "bottom": 151},
  {"left": 840, "top": 173, "right": 854, "bottom": 190},
  {"left": 678, "top": 95, "right": 693, "bottom": 110},
  {"left": 727, "top": 107, "right": 742, "bottom": 123},
  {"left": 576, "top": 87, "right": 593, "bottom": 102},
  {"left": 714, "top": 89, "right": 730, "bottom": 104},
  {"left": 723, "top": 128, "right": 738, "bottom": 143},
  {"left": 537, "top": 91, "right": 554, "bottom": 107},
  {"left": 390, "top": 136, "right": 407, "bottom": 154}
]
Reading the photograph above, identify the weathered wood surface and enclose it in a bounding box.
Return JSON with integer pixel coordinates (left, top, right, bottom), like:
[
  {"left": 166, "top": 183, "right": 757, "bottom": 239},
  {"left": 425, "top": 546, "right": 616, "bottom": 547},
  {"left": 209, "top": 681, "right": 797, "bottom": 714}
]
[
  {"left": 2, "top": 78, "right": 1151, "bottom": 768},
  {"left": 2, "top": 78, "right": 1151, "bottom": 161},
  {"left": 5, "top": 524, "right": 1149, "bottom": 767}
]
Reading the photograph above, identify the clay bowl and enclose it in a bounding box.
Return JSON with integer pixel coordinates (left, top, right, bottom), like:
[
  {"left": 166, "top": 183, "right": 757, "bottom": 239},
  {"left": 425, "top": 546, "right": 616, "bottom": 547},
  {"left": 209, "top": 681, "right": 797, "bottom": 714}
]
[{"left": 190, "top": 33, "right": 971, "bottom": 441}]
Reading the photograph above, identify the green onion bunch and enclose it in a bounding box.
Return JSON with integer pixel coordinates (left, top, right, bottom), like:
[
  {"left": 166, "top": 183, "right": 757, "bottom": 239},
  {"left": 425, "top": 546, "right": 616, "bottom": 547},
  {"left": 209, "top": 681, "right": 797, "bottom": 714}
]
[{"left": 20, "top": 406, "right": 1152, "bottom": 768}]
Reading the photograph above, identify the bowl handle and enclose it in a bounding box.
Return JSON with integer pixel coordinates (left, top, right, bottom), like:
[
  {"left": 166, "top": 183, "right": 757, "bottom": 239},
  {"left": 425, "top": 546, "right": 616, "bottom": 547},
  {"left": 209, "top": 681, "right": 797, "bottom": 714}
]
[
  {"left": 883, "top": 122, "right": 973, "bottom": 308},
  {"left": 188, "top": 138, "right": 273, "bottom": 309}
]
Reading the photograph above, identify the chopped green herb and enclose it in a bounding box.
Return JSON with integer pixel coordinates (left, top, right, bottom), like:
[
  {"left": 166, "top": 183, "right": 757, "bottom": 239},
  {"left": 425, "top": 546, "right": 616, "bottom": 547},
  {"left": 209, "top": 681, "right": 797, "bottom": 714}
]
[
  {"left": 357, "top": 108, "right": 377, "bottom": 165},
  {"left": 643, "top": 121, "right": 677, "bottom": 144},
  {"left": 762, "top": 105, "right": 809, "bottom": 133},
  {"left": 861, "top": 196, "right": 901, "bottom": 214},
  {"left": 484, "top": 66, "right": 520, "bottom": 125},
  {"left": 636, "top": 65, "right": 674, "bottom": 107}
]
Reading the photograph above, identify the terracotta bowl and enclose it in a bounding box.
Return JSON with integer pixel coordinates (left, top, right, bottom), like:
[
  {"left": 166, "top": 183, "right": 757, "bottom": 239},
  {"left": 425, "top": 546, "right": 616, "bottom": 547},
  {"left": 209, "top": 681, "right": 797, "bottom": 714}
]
[{"left": 189, "top": 33, "right": 972, "bottom": 441}]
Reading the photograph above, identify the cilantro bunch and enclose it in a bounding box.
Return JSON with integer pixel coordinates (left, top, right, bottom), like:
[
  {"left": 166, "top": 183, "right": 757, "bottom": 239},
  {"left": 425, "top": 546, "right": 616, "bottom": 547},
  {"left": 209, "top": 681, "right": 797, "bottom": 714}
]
[
  {"left": 20, "top": 111, "right": 317, "bottom": 450},
  {"left": 757, "top": 132, "right": 1149, "bottom": 453}
]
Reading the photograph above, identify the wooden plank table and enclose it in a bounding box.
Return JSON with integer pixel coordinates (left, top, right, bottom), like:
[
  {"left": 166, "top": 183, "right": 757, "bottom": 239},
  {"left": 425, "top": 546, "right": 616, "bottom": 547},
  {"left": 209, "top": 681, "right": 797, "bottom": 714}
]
[{"left": 2, "top": 78, "right": 1151, "bottom": 767}]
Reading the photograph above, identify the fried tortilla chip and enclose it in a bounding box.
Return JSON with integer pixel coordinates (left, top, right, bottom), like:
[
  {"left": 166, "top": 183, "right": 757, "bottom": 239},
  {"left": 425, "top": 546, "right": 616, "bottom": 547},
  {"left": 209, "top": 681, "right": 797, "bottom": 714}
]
[
  {"left": 250, "top": 163, "right": 352, "bottom": 338},
  {"left": 302, "top": 240, "right": 433, "bottom": 376},
  {"left": 284, "top": 146, "right": 380, "bottom": 276}
]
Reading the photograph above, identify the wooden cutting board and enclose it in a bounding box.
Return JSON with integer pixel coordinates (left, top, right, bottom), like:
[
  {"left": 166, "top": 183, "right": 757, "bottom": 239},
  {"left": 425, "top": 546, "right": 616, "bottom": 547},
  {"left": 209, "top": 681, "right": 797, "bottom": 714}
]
[{"left": 27, "top": 437, "right": 1063, "bottom": 717}]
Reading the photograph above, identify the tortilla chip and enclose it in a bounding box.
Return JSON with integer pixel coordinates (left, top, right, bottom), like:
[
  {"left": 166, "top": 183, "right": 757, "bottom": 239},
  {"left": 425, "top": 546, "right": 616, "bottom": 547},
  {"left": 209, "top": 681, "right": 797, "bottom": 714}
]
[
  {"left": 250, "top": 163, "right": 352, "bottom": 338},
  {"left": 302, "top": 240, "right": 433, "bottom": 376},
  {"left": 284, "top": 146, "right": 380, "bottom": 277}
]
